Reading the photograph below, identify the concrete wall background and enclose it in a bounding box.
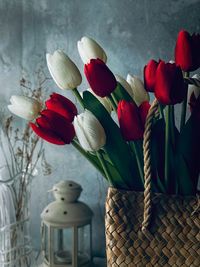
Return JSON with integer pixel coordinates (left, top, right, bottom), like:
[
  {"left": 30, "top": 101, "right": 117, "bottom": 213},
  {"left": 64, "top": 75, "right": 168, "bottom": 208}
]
[{"left": 0, "top": 0, "right": 200, "bottom": 257}]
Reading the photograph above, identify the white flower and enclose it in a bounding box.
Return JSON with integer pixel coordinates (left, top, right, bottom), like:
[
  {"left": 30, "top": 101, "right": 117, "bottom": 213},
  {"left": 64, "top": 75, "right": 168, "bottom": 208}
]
[
  {"left": 87, "top": 88, "right": 112, "bottom": 113},
  {"left": 74, "top": 110, "right": 106, "bottom": 152},
  {"left": 8, "top": 95, "right": 41, "bottom": 121},
  {"left": 46, "top": 50, "right": 82, "bottom": 90},
  {"left": 77, "top": 36, "right": 107, "bottom": 64},
  {"left": 126, "top": 74, "right": 150, "bottom": 106},
  {"left": 115, "top": 74, "right": 133, "bottom": 98},
  {"left": 188, "top": 74, "right": 200, "bottom": 107}
]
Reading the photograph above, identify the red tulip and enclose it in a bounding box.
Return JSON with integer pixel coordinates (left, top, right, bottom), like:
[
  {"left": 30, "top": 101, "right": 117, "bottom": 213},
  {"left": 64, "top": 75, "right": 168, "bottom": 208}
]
[
  {"left": 84, "top": 58, "right": 117, "bottom": 97},
  {"left": 138, "top": 101, "right": 151, "bottom": 126},
  {"left": 155, "top": 61, "right": 186, "bottom": 105},
  {"left": 117, "top": 100, "right": 144, "bottom": 141},
  {"left": 45, "top": 93, "right": 77, "bottom": 122},
  {"left": 144, "top": 59, "right": 159, "bottom": 92},
  {"left": 30, "top": 109, "right": 75, "bottom": 145},
  {"left": 175, "top": 30, "right": 200, "bottom": 72}
]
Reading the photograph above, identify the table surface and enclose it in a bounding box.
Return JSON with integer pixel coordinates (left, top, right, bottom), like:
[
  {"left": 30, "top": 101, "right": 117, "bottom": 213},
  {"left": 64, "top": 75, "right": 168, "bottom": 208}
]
[{"left": 36, "top": 253, "right": 106, "bottom": 267}]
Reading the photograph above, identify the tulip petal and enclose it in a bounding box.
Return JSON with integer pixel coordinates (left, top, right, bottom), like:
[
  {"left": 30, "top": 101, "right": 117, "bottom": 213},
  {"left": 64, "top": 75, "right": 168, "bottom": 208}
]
[
  {"left": 46, "top": 50, "right": 82, "bottom": 90},
  {"left": 126, "top": 74, "right": 149, "bottom": 106},
  {"left": 144, "top": 59, "right": 159, "bottom": 92},
  {"left": 45, "top": 93, "right": 77, "bottom": 122},
  {"left": 30, "top": 123, "right": 66, "bottom": 145},
  {"left": 139, "top": 101, "right": 151, "bottom": 127},
  {"left": 8, "top": 95, "right": 41, "bottom": 121},
  {"left": 77, "top": 36, "right": 107, "bottom": 64},
  {"left": 31, "top": 109, "right": 75, "bottom": 145},
  {"left": 155, "top": 61, "right": 186, "bottom": 105},
  {"left": 115, "top": 74, "right": 133, "bottom": 98},
  {"left": 84, "top": 58, "right": 117, "bottom": 97},
  {"left": 175, "top": 30, "right": 199, "bottom": 72},
  {"left": 74, "top": 110, "right": 106, "bottom": 151},
  {"left": 117, "top": 100, "right": 144, "bottom": 141}
]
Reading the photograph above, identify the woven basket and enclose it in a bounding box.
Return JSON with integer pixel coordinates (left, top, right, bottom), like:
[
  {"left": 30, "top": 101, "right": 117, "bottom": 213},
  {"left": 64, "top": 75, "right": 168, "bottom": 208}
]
[{"left": 105, "top": 99, "right": 200, "bottom": 267}]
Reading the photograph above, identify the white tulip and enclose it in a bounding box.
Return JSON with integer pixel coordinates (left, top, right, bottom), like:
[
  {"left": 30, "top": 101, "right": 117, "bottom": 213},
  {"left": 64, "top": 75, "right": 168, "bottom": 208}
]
[
  {"left": 8, "top": 95, "right": 41, "bottom": 121},
  {"left": 126, "top": 74, "right": 150, "bottom": 106},
  {"left": 74, "top": 110, "right": 106, "bottom": 152},
  {"left": 115, "top": 74, "right": 133, "bottom": 98},
  {"left": 77, "top": 36, "right": 107, "bottom": 64},
  {"left": 187, "top": 74, "right": 200, "bottom": 107},
  {"left": 87, "top": 88, "right": 112, "bottom": 113},
  {"left": 46, "top": 50, "right": 82, "bottom": 90}
]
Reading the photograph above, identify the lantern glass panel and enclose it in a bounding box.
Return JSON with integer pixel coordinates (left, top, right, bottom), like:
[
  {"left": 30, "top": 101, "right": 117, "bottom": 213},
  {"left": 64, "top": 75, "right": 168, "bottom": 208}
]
[
  {"left": 44, "top": 224, "right": 49, "bottom": 262},
  {"left": 78, "top": 224, "right": 91, "bottom": 265},
  {"left": 53, "top": 228, "right": 73, "bottom": 265}
]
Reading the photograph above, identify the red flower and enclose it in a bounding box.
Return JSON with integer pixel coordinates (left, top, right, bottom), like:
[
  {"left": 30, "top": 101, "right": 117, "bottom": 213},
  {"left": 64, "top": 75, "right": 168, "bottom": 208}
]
[
  {"left": 155, "top": 61, "right": 186, "bottom": 105},
  {"left": 144, "top": 59, "right": 159, "bottom": 92},
  {"left": 45, "top": 93, "right": 77, "bottom": 122},
  {"left": 117, "top": 100, "right": 144, "bottom": 141},
  {"left": 138, "top": 101, "right": 151, "bottom": 126},
  {"left": 84, "top": 58, "right": 117, "bottom": 97},
  {"left": 175, "top": 30, "right": 200, "bottom": 72},
  {"left": 30, "top": 109, "right": 75, "bottom": 145}
]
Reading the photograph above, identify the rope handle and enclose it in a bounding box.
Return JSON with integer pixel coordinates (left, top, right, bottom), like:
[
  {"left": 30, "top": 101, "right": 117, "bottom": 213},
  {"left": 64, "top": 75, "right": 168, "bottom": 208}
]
[
  {"left": 142, "top": 98, "right": 159, "bottom": 232},
  {"left": 141, "top": 77, "right": 200, "bottom": 232}
]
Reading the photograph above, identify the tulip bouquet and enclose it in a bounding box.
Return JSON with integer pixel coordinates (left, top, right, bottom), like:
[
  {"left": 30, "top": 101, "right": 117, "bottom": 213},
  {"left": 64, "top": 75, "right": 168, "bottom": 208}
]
[{"left": 8, "top": 30, "right": 200, "bottom": 196}]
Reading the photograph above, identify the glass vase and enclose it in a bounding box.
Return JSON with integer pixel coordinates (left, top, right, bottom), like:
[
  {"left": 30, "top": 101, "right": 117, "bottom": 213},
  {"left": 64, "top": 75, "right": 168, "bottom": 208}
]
[
  {"left": 0, "top": 170, "right": 35, "bottom": 267},
  {"left": 0, "top": 219, "right": 32, "bottom": 267}
]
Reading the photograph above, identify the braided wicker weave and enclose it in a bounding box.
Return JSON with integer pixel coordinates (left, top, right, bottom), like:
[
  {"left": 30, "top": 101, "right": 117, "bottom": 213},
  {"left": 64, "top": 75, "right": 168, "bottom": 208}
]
[{"left": 105, "top": 99, "right": 200, "bottom": 267}]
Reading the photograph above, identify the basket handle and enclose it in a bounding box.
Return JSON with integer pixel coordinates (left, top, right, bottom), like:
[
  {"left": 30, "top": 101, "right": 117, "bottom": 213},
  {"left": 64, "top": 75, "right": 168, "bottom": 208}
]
[{"left": 142, "top": 98, "right": 159, "bottom": 232}]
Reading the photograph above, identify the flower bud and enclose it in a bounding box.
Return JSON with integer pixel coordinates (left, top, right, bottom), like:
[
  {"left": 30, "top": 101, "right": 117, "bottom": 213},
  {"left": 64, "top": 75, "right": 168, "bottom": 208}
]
[
  {"left": 45, "top": 93, "right": 77, "bottom": 122},
  {"left": 126, "top": 74, "right": 149, "bottom": 106},
  {"left": 117, "top": 100, "right": 144, "bottom": 141},
  {"left": 74, "top": 110, "right": 106, "bottom": 151},
  {"left": 155, "top": 61, "right": 186, "bottom": 105},
  {"left": 84, "top": 58, "right": 117, "bottom": 97},
  {"left": 30, "top": 109, "right": 75, "bottom": 145},
  {"left": 77, "top": 36, "right": 107, "bottom": 64},
  {"left": 144, "top": 59, "right": 159, "bottom": 92},
  {"left": 175, "top": 30, "right": 200, "bottom": 72},
  {"left": 8, "top": 95, "right": 42, "bottom": 121},
  {"left": 46, "top": 50, "right": 82, "bottom": 90}
]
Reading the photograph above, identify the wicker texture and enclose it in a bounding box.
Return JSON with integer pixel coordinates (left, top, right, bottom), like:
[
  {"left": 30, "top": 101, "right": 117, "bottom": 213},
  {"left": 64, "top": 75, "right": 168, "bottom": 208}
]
[
  {"left": 105, "top": 188, "right": 200, "bottom": 267},
  {"left": 105, "top": 98, "right": 200, "bottom": 266}
]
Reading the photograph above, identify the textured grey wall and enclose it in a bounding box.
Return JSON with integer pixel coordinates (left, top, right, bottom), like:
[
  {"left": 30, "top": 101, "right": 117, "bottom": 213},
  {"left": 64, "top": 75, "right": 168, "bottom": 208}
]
[{"left": 0, "top": 0, "right": 200, "bottom": 258}]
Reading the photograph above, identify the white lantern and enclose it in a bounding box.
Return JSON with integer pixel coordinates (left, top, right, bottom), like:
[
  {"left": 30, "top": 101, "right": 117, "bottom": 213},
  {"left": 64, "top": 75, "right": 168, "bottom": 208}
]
[{"left": 41, "top": 181, "right": 93, "bottom": 267}]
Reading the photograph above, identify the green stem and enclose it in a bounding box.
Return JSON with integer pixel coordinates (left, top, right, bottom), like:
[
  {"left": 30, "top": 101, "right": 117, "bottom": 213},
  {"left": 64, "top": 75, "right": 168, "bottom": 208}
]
[
  {"left": 129, "top": 141, "right": 144, "bottom": 185},
  {"left": 170, "top": 105, "right": 175, "bottom": 150},
  {"left": 71, "top": 140, "right": 105, "bottom": 177},
  {"left": 96, "top": 151, "right": 114, "bottom": 186},
  {"left": 159, "top": 104, "right": 165, "bottom": 120},
  {"left": 180, "top": 98, "right": 187, "bottom": 131},
  {"left": 108, "top": 95, "right": 117, "bottom": 111},
  {"left": 72, "top": 88, "right": 85, "bottom": 108},
  {"left": 180, "top": 72, "right": 189, "bottom": 131},
  {"left": 165, "top": 105, "right": 170, "bottom": 191},
  {"left": 111, "top": 92, "right": 119, "bottom": 107}
]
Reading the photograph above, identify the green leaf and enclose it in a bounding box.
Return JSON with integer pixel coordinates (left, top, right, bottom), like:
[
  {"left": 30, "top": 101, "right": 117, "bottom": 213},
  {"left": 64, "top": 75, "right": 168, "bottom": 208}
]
[
  {"left": 150, "top": 119, "right": 166, "bottom": 193},
  {"left": 175, "top": 153, "right": 195, "bottom": 195},
  {"left": 177, "top": 114, "right": 200, "bottom": 192},
  {"left": 113, "top": 82, "right": 133, "bottom": 102},
  {"left": 83, "top": 91, "right": 143, "bottom": 190}
]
